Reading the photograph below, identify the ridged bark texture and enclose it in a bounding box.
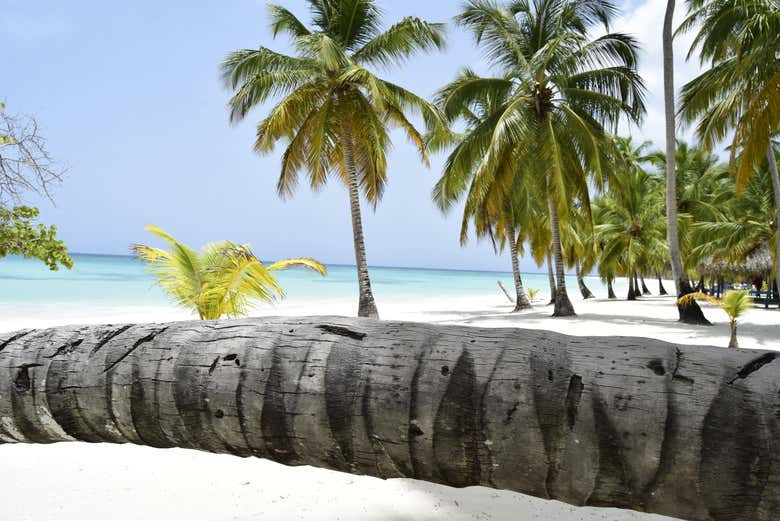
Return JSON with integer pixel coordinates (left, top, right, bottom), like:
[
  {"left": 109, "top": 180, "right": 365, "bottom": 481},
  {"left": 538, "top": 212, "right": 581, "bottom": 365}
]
[
  {"left": 576, "top": 262, "right": 595, "bottom": 299},
  {"left": 547, "top": 251, "right": 557, "bottom": 305},
  {"left": 505, "top": 220, "right": 531, "bottom": 311},
  {"left": 2, "top": 317, "right": 779, "bottom": 521},
  {"left": 659, "top": 276, "right": 669, "bottom": 296},
  {"left": 662, "top": 0, "right": 707, "bottom": 324},
  {"left": 768, "top": 145, "right": 780, "bottom": 293},
  {"left": 548, "top": 196, "right": 575, "bottom": 316},
  {"left": 342, "top": 125, "right": 379, "bottom": 319},
  {"left": 641, "top": 277, "right": 652, "bottom": 296}
]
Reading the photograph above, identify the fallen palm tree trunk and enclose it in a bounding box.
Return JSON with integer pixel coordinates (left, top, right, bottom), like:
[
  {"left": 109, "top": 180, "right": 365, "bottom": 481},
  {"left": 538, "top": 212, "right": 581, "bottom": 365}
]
[{"left": 1, "top": 318, "right": 778, "bottom": 521}]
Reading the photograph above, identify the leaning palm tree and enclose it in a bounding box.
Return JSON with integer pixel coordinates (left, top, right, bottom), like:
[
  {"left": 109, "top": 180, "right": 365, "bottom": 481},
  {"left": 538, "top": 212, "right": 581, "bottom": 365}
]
[
  {"left": 433, "top": 0, "right": 645, "bottom": 317},
  {"left": 679, "top": 0, "right": 780, "bottom": 291},
  {"left": 430, "top": 71, "right": 535, "bottom": 312},
  {"left": 221, "top": 1, "right": 446, "bottom": 318},
  {"left": 678, "top": 290, "right": 753, "bottom": 348},
  {"left": 133, "top": 225, "right": 326, "bottom": 320}
]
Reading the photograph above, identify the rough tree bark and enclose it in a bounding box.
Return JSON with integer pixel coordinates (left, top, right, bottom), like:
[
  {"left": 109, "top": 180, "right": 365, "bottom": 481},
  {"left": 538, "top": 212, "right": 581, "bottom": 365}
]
[
  {"left": 767, "top": 145, "right": 780, "bottom": 292},
  {"left": 628, "top": 273, "right": 638, "bottom": 301},
  {"left": 548, "top": 196, "right": 575, "bottom": 316},
  {"left": 659, "top": 276, "right": 669, "bottom": 296},
  {"left": 662, "top": 0, "right": 709, "bottom": 326},
  {"left": 342, "top": 124, "right": 379, "bottom": 319},
  {"left": 576, "top": 261, "right": 595, "bottom": 299},
  {"left": 505, "top": 219, "right": 532, "bottom": 311},
  {"left": 1, "top": 317, "right": 779, "bottom": 521},
  {"left": 607, "top": 278, "right": 617, "bottom": 300},
  {"left": 546, "top": 251, "right": 557, "bottom": 305}
]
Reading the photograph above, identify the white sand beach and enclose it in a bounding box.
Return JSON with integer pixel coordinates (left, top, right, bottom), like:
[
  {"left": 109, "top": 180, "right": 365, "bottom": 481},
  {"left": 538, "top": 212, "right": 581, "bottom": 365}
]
[{"left": 2, "top": 292, "right": 778, "bottom": 521}]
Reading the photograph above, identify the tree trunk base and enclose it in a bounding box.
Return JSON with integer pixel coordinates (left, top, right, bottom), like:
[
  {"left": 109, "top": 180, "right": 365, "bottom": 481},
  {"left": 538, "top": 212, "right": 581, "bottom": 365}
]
[
  {"left": 358, "top": 296, "right": 379, "bottom": 320},
  {"left": 553, "top": 291, "right": 576, "bottom": 316},
  {"left": 607, "top": 280, "right": 617, "bottom": 300},
  {"left": 678, "top": 280, "right": 711, "bottom": 326},
  {"left": 658, "top": 278, "right": 668, "bottom": 296},
  {"left": 578, "top": 279, "right": 595, "bottom": 299}
]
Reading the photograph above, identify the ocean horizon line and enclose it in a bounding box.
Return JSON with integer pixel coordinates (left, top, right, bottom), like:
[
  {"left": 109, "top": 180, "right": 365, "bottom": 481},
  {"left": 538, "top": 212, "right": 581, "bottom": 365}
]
[{"left": 64, "top": 251, "right": 569, "bottom": 278}]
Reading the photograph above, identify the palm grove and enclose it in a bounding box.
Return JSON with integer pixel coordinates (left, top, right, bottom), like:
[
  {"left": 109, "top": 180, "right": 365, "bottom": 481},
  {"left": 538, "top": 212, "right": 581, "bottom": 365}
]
[{"left": 221, "top": 0, "right": 779, "bottom": 320}]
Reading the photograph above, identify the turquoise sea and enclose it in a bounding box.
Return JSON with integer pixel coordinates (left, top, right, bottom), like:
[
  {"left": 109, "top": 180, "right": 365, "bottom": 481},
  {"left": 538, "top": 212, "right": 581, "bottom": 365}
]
[{"left": 0, "top": 253, "right": 610, "bottom": 307}]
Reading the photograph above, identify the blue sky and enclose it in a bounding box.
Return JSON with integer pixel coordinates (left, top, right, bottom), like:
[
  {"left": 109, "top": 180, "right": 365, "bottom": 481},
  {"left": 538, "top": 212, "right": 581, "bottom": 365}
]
[{"left": 2, "top": 0, "right": 701, "bottom": 272}]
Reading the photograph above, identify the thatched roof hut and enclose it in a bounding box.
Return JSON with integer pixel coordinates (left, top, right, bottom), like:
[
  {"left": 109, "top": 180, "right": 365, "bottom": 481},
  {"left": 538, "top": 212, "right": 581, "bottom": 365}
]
[{"left": 697, "top": 243, "right": 774, "bottom": 279}]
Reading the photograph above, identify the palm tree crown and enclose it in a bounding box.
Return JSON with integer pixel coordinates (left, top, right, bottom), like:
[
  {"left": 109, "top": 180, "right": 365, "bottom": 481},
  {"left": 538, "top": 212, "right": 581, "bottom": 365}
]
[
  {"left": 432, "top": 0, "right": 645, "bottom": 316},
  {"left": 221, "top": 1, "right": 446, "bottom": 318}
]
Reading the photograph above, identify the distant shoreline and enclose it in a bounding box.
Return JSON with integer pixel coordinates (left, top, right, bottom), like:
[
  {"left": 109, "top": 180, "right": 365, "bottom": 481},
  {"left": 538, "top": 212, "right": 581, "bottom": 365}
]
[{"left": 63, "top": 251, "right": 566, "bottom": 278}]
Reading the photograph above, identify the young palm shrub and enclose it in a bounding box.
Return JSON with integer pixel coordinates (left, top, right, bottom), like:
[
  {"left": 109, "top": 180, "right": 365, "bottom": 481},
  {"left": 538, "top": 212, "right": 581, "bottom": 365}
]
[
  {"left": 433, "top": 0, "right": 645, "bottom": 317},
  {"left": 221, "top": 1, "right": 446, "bottom": 319},
  {"left": 678, "top": 291, "right": 753, "bottom": 348},
  {"left": 133, "top": 225, "right": 326, "bottom": 320}
]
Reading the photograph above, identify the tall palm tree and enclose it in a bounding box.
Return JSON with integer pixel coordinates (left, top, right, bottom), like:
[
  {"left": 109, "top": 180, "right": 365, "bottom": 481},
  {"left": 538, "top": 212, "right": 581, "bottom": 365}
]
[
  {"left": 221, "top": 1, "right": 446, "bottom": 318},
  {"left": 679, "top": 0, "right": 780, "bottom": 285},
  {"left": 433, "top": 0, "right": 645, "bottom": 317},
  {"left": 430, "top": 71, "right": 534, "bottom": 312},
  {"left": 133, "top": 225, "right": 326, "bottom": 320},
  {"left": 661, "top": 0, "right": 709, "bottom": 324}
]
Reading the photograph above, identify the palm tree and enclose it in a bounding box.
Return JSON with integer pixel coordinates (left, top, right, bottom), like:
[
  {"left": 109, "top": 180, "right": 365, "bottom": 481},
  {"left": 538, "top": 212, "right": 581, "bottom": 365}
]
[
  {"left": 133, "top": 225, "right": 326, "bottom": 320},
  {"left": 593, "top": 159, "right": 667, "bottom": 301},
  {"left": 221, "top": 1, "right": 446, "bottom": 319},
  {"left": 692, "top": 163, "right": 776, "bottom": 277},
  {"left": 661, "top": 0, "right": 710, "bottom": 324},
  {"left": 433, "top": 0, "right": 645, "bottom": 317},
  {"left": 649, "top": 143, "right": 732, "bottom": 275},
  {"left": 430, "top": 72, "right": 534, "bottom": 312},
  {"left": 678, "top": 290, "right": 753, "bottom": 348},
  {"left": 679, "top": 0, "right": 780, "bottom": 288}
]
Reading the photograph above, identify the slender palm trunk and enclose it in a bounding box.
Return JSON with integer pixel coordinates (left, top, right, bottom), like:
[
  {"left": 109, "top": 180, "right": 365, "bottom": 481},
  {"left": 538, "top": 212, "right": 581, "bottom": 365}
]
[
  {"left": 627, "top": 273, "right": 638, "bottom": 301},
  {"left": 548, "top": 196, "right": 575, "bottom": 316},
  {"left": 662, "top": 0, "right": 709, "bottom": 325},
  {"left": 576, "top": 261, "right": 594, "bottom": 299},
  {"left": 505, "top": 220, "right": 531, "bottom": 311},
  {"left": 658, "top": 275, "right": 669, "bottom": 295},
  {"left": 728, "top": 319, "right": 739, "bottom": 349},
  {"left": 342, "top": 127, "right": 379, "bottom": 319},
  {"left": 767, "top": 145, "right": 780, "bottom": 292},
  {"left": 546, "top": 251, "right": 557, "bottom": 305},
  {"left": 634, "top": 273, "right": 641, "bottom": 298},
  {"left": 641, "top": 276, "right": 651, "bottom": 296},
  {"left": 607, "top": 277, "right": 617, "bottom": 299}
]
